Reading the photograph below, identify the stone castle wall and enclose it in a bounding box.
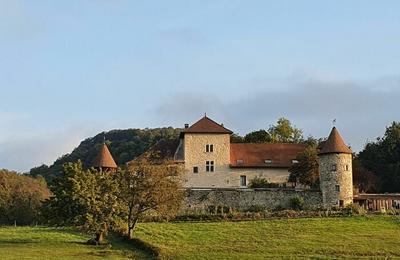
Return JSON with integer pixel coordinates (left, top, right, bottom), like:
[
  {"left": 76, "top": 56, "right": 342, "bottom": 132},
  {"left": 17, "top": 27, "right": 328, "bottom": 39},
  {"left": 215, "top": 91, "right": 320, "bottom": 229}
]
[
  {"left": 182, "top": 188, "right": 322, "bottom": 212},
  {"left": 319, "top": 153, "right": 353, "bottom": 207},
  {"left": 183, "top": 133, "right": 292, "bottom": 188}
]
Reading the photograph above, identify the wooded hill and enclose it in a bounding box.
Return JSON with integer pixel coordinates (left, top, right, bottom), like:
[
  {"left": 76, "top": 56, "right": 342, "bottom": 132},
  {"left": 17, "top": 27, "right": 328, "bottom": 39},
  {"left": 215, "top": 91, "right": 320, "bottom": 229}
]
[{"left": 29, "top": 127, "right": 182, "bottom": 182}]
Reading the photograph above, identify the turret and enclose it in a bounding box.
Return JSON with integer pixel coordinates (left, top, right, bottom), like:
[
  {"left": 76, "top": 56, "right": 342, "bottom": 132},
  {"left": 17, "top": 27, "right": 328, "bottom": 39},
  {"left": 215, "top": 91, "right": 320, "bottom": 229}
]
[
  {"left": 93, "top": 143, "right": 117, "bottom": 172},
  {"left": 318, "top": 127, "right": 353, "bottom": 208}
]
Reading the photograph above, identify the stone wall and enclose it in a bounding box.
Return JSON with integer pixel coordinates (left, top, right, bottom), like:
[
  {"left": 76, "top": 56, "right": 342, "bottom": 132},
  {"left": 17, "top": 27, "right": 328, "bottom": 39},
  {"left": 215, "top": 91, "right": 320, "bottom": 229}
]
[
  {"left": 182, "top": 188, "right": 322, "bottom": 212},
  {"left": 319, "top": 153, "right": 353, "bottom": 207}
]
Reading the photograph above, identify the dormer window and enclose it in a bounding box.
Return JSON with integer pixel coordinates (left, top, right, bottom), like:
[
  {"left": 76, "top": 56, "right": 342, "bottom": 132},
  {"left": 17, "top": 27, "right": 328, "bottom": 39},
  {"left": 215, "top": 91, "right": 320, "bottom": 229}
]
[
  {"left": 206, "top": 144, "right": 214, "bottom": 153},
  {"left": 264, "top": 159, "right": 272, "bottom": 164},
  {"left": 292, "top": 160, "right": 299, "bottom": 164},
  {"left": 237, "top": 159, "right": 244, "bottom": 165}
]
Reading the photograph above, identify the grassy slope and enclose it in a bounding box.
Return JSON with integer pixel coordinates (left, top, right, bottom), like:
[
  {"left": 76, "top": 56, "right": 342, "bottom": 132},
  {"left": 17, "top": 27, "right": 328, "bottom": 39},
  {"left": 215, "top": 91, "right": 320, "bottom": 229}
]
[
  {"left": 0, "top": 227, "right": 150, "bottom": 260},
  {"left": 135, "top": 216, "right": 400, "bottom": 259}
]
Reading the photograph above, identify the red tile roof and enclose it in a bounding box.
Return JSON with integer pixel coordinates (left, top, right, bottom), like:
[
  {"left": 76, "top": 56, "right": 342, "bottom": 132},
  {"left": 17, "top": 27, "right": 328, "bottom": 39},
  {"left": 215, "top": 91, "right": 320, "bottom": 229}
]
[
  {"left": 183, "top": 116, "right": 233, "bottom": 134},
  {"left": 230, "top": 143, "right": 307, "bottom": 168},
  {"left": 319, "top": 127, "right": 352, "bottom": 155},
  {"left": 93, "top": 144, "right": 118, "bottom": 169}
]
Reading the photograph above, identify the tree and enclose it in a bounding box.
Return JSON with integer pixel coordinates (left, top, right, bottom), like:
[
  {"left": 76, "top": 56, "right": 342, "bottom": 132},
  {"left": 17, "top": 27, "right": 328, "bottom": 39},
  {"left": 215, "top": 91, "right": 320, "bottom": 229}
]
[
  {"left": 352, "top": 157, "right": 380, "bottom": 193},
  {"left": 42, "top": 161, "right": 87, "bottom": 226},
  {"left": 72, "top": 166, "right": 120, "bottom": 244},
  {"left": 0, "top": 169, "right": 50, "bottom": 225},
  {"left": 244, "top": 130, "right": 272, "bottom": 143},
  {"left": 358, "top": 121, "right": 400, "bottom": 192},
  {"left": 288, "top": 146, "right": 319, "bottom": 188},
  {"left": 268, "top": 118, "right": 303, "bottom": 143},
  {"left": 117, "top": 154, "right": 184, "bottom": 239}
]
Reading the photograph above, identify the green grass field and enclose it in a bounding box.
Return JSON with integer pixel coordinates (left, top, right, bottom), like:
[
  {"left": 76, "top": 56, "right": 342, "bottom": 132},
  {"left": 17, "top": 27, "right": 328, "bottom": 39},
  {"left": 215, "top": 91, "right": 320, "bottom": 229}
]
[
  {"left": 0, "top": 226, "right": 151, "bottom": 259},
  {"left": 0, "top": 216, "right": 399, "bottom": 259}
]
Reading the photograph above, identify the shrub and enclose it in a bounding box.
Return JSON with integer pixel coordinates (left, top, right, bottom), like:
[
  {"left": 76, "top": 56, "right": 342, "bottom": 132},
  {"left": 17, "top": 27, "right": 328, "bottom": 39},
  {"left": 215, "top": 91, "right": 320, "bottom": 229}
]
[
  {"left": 289, "top": 196, "right": 304, "bottom": 211},
  {"left": 343, "top": 203, "right": 367, "bottom": 216},
  {"left": 247, "top": 205, "right": 266, "bottom": 213},
  {"left": 249, "top": 177, "right": 279, "bottom": 188}
]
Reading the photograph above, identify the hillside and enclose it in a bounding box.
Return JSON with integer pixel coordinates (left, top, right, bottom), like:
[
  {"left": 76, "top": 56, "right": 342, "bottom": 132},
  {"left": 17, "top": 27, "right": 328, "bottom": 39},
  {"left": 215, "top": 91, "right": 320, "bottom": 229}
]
[{"left": 29, "top": 127, "right": 182, "bottom": 182}]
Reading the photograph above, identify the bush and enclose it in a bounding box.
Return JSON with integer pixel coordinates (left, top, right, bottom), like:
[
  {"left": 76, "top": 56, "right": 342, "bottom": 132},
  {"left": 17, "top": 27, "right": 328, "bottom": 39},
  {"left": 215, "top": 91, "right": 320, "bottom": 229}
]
[
  {"left": 247, "top": 205, "right": 266, "bottom": 213},
  {"left": 249, "top": 177, "right": 279, "bottom": 188},
  {"left": 289, "top": 196, "right": 304, "bottom": 211},
  {"left": 342, "top": 203, "right": 367, "bottom": 216}
]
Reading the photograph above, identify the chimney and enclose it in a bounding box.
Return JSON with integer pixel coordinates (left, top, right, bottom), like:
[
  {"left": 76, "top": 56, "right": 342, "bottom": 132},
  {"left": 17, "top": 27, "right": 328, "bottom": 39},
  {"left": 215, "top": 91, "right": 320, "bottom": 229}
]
[
  {"left": 221, "top": 123, "right": 224, "bottom": 127},
  {"left": 184, "top": 124, "right": 189, "bottom": 129}
]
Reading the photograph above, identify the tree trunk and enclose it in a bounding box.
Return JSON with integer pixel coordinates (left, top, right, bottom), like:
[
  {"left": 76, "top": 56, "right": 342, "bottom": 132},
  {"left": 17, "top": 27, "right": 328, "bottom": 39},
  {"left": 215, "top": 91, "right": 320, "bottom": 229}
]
[
  {"left": 128, "top": 218, "right": 139, "bottom": 239},
  {"left": 95, "top": 231, "right": 104, "bottom": 244}
]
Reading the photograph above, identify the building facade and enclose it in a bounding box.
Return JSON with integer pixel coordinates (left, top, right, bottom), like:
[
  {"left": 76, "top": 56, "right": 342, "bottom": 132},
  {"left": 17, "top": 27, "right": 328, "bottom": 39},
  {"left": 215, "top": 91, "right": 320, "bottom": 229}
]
[{"left": 175, "top": 116, "right": 306, "bottom": 188}]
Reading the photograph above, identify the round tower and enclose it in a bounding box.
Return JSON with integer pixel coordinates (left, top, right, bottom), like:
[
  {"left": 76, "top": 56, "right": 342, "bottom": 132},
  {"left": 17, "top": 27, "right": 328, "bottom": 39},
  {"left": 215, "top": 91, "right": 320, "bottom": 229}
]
[
  {"left": 93, "top": 143, "right": 118, "bottom": 172},
  {"left": 318, "top": 127, "right": 353, "bottom": 208}
]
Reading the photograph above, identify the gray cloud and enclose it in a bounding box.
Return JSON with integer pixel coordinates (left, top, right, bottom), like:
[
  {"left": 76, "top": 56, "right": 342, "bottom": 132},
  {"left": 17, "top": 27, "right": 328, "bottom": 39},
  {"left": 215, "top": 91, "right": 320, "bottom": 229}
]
[{"left": 153, "top": 76, "right": 400, "bottom": 152}]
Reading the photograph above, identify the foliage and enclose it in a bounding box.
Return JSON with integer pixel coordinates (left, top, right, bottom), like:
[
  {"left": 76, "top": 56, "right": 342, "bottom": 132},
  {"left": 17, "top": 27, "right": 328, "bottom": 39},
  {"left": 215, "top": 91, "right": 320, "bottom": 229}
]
[
  {"left": 29, "top": 127, "right": 182, "bottom": 182},
  {"left": 240, "top": 118, "right": 305, "bottom": 144},
  {"left": 343, "top": 203, "right": 367, "bottom": 216},
  {"left": 288, "top": 146, "right": 319, "bottom": 188},
  {"left": 230, "top": 133, "right": 244, "bottom": 143},
  {"left": 358, "top": 121, "right": 400, "bottom": 192},
  {"left": 289, "top": 196, "right": 304, "bottom": 210},
  {"left": 244, "top": 129, "right": 272, "bottom": 143},
  {"left": 0, "top": 169, "right": 50, "bottom": 225},
  {"left": 42, "top": 161, "right": 87, "bottom": 226},
  {"left": 248, "top": 177, "right": 279, "bottom": 188},
  {"left": 352, "top": 157, "right": 380, "bottom": 193},
  {"left": 72, "top": 167, "right": 121, "bottom": 244},
  {"left": 118, "top": 154, "right": 184, "bottom": 238},
  {"left": 268, "top": 117, "right": 303, "bottom": 143}
]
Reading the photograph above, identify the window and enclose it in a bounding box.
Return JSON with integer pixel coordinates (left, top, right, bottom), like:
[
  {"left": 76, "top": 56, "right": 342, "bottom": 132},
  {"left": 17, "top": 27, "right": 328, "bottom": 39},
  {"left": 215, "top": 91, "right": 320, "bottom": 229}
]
[
  {"left": 335, "top": 185, "right": 340, "bottom": 192},
  {"left": 206, "top": 161, "right": 214, "bottom": 172},
  {"left": 206, "top": 144, "right": 214, "bottom": 153},
  {"left": 339, "top": 200, "right": 344, "bottom": 207},
  {"left": 193, "top": 166, "right": 198, "bottom": 174},
  {"left": 240, "top": 175, "right": 247, "bottom": 187},
  {"left": 345, "top": 164, "right": 349, "bottom": 171},
  {"left": 292, "top": 159, "right": 299, "bottom": 164},
  {"left": 264, "top": 159, "right": 272, "bottom": 164},
  {"left": 237, "top": 159, "right": 244, "bottom": 165},
  {"left": 331, "top": 164, "right": 337, "bottom": 171}
]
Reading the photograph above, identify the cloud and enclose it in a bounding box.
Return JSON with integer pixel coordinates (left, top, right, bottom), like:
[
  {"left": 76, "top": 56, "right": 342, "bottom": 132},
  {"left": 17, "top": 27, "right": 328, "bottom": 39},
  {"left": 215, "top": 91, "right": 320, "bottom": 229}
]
[
  {"left": 0, "top": 126, "right": 97, "bottom": 172},
  {"left": 153, "top": 75, "right": 400, "bottom": 152}
]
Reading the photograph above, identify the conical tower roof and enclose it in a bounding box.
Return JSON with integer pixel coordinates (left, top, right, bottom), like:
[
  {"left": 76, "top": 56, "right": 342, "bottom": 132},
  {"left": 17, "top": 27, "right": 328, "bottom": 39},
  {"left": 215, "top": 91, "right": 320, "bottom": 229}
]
[
  {"left": 93, "top": 143, "right": 117, "bottom": 169},
  {"left": 319, "top": 127, "right": 352, "bottom": 155}
]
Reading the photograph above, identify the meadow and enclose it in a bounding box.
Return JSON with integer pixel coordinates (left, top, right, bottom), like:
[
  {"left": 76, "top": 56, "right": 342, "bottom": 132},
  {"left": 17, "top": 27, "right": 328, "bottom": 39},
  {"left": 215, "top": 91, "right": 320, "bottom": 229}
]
[{"left": 0, "top": 216, "right": 399, "bottom": 259}]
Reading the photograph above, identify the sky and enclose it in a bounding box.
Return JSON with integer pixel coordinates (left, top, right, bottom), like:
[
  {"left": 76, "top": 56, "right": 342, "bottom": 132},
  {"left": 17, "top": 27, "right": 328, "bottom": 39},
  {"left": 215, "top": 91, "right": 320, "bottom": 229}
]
[{"left": 1, "top": 0, "right": 399, "bottom": 172}]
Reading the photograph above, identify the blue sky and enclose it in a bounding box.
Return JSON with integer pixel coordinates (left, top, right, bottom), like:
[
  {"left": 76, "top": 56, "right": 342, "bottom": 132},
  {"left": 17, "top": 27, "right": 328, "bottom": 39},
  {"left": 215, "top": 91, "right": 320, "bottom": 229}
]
[{"left": 1, "top": 0, "right": 399, "bottom": 171}]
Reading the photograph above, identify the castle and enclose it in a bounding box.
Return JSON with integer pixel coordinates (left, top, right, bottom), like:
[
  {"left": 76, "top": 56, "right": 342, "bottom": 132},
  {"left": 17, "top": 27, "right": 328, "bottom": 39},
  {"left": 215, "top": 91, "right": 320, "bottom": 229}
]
[{"left": 94, "top": 115, "right": 400, "bottom": 210}]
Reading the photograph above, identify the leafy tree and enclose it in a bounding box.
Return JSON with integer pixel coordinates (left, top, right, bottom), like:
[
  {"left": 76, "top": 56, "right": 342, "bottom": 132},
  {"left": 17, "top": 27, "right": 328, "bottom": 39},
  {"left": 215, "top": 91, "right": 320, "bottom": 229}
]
[
  {"left": 244, "top": 130, "right": 272, "bottom": 143},
  {"left": 352, "top": 157, "right": 380, "bottom": 193},
  {"left": 288, "top": 146, "right": 319, "bottom": 188},
  {"left": 230, "top": 133, "right": 244, "bottom": 143},
  {"left": 42, "top": 161, "right": 87, "bottom": 226},
  {"left": 0, "top": 169, "right": 50, "bottom": 225},
  {"left": 118, "top": 154, "right": 184, "bottom": 239},
  {"left": 72, "top": 166, "right": 120, "bottom": 244},
  {"left": 268, "top": 117, "right": 303, "bottom": 143},
  {"left": 358, "top": 121, "right": 400, "bottom": 192}
]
